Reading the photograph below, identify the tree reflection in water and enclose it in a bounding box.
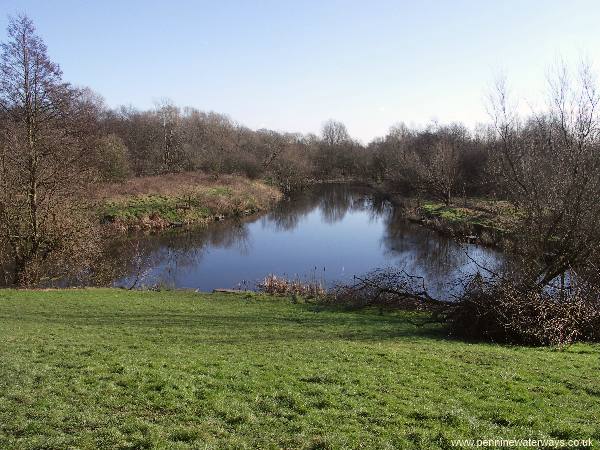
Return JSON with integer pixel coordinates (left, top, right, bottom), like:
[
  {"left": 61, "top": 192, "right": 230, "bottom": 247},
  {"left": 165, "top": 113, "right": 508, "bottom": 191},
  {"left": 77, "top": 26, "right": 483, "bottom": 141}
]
[
  {"left": 110, "top": 218, "right": 252, "bottom": 288},
  {"left": 109, "top": 184, "right": 502, "bottom": 294},
  {"left": 380, "top": 207, "right": 498, "bottom": 297}
]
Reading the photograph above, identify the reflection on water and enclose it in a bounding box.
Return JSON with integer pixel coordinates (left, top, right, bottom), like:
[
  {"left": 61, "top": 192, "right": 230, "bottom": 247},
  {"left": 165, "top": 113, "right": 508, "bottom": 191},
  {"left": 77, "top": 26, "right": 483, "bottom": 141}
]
[{"left": 112, "top": 184, "right": 503, "bottom": 298}]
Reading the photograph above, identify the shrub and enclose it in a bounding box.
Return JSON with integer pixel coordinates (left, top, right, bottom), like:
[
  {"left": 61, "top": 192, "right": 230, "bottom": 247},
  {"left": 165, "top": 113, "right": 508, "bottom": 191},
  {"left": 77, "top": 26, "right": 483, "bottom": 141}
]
[
  {"left": 95, "top": 134, "right": 131, "bottom": 181},
  {"left": 445, "top": 278, "right": 600, "bottom": 346},
  {"left": 257, "top": 274, "right": 326, "bottom": 298},
  {"left": 325, "top": 268, "right": 600, "bottom": 346}
]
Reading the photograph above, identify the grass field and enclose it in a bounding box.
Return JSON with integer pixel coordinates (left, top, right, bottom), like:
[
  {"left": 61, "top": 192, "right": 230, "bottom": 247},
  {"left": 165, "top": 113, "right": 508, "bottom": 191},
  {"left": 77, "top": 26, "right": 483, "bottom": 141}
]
[{"left": 0, "top": 289, "right": 598, "bottom": 449}]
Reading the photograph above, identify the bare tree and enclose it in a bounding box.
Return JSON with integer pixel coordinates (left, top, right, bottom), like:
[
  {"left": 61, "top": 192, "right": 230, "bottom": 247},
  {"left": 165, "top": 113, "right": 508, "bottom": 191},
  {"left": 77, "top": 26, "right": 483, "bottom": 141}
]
[
  {"left": 155, "top": 99, "right": 183, "bottom": 172},
  {"left": 321, "top": 119, "right": 350, "bottom": 147},
  {"left": 0, "top": 14, "right": 100, "bottom": 285},
  {"left": 408, "top": 125, "right": 465, "bottom": 205},
  {"left": 256, "top": 129, "right": 287, "bottom": 170},
  {"left": 489, "top": 63, "right": 600, "bottom": 288}
]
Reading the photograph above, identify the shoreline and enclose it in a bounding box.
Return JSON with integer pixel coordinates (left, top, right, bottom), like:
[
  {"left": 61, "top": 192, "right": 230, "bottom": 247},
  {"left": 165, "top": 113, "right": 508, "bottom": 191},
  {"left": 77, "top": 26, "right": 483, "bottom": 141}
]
[
  {"left": 367, "top": 183, "right": 516, "bottom": 249},
  {"left": 96, "top": 175, "right": 515, "bottom": 249},
  {"left": 95, "top": 172, "right": 283, "bottom": 233}
]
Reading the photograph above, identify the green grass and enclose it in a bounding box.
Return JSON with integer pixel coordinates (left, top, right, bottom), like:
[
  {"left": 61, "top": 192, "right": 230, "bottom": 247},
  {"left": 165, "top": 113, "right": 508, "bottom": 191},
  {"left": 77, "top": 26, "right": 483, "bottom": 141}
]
[
  {"left": 0, "top": 289, "right": 598, "bottom": 449},
  {"left": 101, "top": 187, "right": 268, "bottom": 232},
  {"left": 103, "top": 195, "right": 213, "bottom": 223},
  {"left": 95, "top": 173, "right": 282, "bottom": 232},
  {"left": 421, "top": 199, "right": 522, "bottom": 234}
]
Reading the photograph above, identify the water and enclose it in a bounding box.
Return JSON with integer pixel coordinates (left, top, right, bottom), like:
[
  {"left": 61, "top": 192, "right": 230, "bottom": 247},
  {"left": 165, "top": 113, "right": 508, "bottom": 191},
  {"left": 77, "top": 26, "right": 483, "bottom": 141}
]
[{"left": 112, "top": 184, "right": 502, "bottom": 298}]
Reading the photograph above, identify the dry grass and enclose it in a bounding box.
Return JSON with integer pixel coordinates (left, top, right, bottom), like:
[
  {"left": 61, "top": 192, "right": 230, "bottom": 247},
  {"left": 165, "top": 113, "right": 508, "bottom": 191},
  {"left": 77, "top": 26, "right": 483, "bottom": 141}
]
[
  {"left": 420, "top": 198, "right": 521, "bottom": 233},
  {"left": 95, "top": 172, "right": 282, "bottom": 232},
  {"left": 257, "top": 274, "right": 326, "bottom": 298},
  {"left": 386, "top": 197, "right": 522, "bottom": 247},
  {"left": 94, "top": 172, "right": 278, "bottom": 201}
]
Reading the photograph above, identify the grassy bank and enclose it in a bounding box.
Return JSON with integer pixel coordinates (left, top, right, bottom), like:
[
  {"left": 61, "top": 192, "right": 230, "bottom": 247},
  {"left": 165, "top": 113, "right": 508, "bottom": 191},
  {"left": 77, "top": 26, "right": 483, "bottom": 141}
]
[
  {"left": 0, "top": 289, "right": 598, "bottom": 449},
  {"left": 404, "top": 198, "right": 522, "bottom": 246},
  {"left": 95, "top": 173, "right": 282, "bottom": 232}
]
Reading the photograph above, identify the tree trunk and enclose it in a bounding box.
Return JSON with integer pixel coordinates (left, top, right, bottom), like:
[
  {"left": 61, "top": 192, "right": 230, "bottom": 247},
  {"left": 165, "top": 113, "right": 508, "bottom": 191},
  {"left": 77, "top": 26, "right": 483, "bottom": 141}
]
[{"left": 444, "top": 189, "right": 451, "bottom": 206}]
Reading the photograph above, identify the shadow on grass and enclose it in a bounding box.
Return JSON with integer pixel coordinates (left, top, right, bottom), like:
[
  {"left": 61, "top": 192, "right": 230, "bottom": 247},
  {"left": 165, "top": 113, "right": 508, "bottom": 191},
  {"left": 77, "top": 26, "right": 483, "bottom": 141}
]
[{"left": 2, "top": 302, "right": 448, "bottom": 344}]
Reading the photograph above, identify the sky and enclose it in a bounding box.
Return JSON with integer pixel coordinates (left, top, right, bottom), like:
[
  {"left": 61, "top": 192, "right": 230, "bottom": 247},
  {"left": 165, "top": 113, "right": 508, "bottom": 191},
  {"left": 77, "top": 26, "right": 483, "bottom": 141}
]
[{"left": 1, "top": 0, "right": 599, "bottom": 143}]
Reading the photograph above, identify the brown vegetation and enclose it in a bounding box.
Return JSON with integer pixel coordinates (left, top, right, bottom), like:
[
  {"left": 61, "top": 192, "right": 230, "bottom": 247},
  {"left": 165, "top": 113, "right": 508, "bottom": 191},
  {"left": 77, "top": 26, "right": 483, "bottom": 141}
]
[
  {"left": 95, "top": 172, "right": 282, "bottom": 232},
  {"left": 0, "top": 15, "right": 103, "bottom": 286},
  {"left": 404, "top": 197, "right": 520, "bottom": 247},
  {"left": 366, "top": 122, "right": 492, "bottom": 199},
  {"left": 325, "top": 267, "right": 600, "bottom": 346},
  {"left": 445, "top": 274, "right": 600, "bottom": 346},
  {"left": 489, "top": 65, "right": 600, "bottom": 289},
  {"left": 257, "top": 274, "right": 326, "bottom": 298},
  {"left": 95, "top": 172, "right": 277, "bottom": 201}
]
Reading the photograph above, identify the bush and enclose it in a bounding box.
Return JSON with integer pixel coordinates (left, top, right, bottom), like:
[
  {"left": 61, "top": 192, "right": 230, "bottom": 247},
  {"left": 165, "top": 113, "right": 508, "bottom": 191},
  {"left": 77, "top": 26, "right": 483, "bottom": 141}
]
[
  {"left": 0, "top": 207, "right": 106, "bottom": 287},
  {"left": 445, "top": 279, "right": 600, "bottom": 346},
  {"left": 325, "top": 268, "right": 600, "bottom": 346}
]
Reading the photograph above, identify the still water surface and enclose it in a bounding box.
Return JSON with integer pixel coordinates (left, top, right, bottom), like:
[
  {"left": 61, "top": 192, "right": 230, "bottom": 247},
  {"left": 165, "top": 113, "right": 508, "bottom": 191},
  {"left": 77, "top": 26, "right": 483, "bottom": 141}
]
[{"left": 114, "top": 184, "right": 502, "bottom": 297}]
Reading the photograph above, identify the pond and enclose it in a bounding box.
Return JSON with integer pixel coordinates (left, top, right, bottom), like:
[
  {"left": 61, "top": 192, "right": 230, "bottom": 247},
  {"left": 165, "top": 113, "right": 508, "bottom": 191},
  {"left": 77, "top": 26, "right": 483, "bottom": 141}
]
[{"left": 112, "top": 184, "right": 502, "bottom": 298}]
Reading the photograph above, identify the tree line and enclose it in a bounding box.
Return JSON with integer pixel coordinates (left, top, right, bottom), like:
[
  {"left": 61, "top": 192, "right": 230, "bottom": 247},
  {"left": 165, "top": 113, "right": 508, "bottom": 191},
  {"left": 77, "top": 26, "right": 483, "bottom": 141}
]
[{"left": 96, "top": 104, "right": 492, "bottom": 203}]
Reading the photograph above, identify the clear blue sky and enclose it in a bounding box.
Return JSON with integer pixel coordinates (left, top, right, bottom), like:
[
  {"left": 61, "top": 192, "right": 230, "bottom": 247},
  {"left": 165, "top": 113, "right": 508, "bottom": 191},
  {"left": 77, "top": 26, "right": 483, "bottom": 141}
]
[{"left": 1, "top": 0, "right": 599, "bottom": 142}]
